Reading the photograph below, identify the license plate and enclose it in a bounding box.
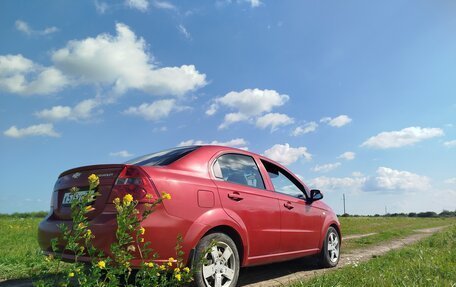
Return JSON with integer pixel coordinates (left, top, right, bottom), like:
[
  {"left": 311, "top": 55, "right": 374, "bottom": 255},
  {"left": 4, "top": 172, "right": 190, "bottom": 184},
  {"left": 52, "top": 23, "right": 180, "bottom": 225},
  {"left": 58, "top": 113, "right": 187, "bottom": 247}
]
[{"left": 62, "top": 191, "right": 88, "bottom": 205}]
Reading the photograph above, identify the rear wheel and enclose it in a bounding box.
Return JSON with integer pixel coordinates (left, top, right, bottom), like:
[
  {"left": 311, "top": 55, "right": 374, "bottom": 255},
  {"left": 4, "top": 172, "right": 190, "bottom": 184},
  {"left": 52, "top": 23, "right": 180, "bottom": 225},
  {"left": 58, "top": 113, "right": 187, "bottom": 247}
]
[
  {"left": 319, "top": 226, "right": 340, "bottom": 268},
  {"left": 193, "top": 233, "right": 240, "bottom": 287}
]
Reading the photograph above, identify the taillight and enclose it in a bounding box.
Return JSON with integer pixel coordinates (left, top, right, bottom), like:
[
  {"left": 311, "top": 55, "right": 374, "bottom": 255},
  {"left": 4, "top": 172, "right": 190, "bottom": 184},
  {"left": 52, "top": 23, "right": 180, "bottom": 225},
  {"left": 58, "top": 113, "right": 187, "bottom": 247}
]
[{"left": 108, "top": 166, "right": 158, "bottom": 203}]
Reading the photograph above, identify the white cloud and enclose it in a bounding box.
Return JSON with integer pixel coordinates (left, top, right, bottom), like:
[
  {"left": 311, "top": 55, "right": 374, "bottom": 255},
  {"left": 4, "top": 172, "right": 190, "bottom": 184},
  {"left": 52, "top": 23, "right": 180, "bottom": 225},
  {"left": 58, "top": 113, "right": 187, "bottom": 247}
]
[
  {"left": 255, "top": 113, "right": 294, "bottom": 131},
  {"left": 216, "top": 88, "right": 288, "bottom": 116},
  {"left": 320, "top": 115, "right": 352, "bottom": 127},
  {"left": 312, "top": 162, "right": 341, "bottom": 173},
  {"left": 94, "top": 0, "right": 109, "bottom": 13},
  {"left": 310, "top": 176, "right": 366, "bottom": 192},
  {"left": 4, "top": 123, "right": 60, "bottom": 138},
  {"left": 212, "top": 88, "right": 290, "bottom": 129},
  {"left": 124, "top": 0, "right": 149, "bottom": 12},
  {"left": 443, "top": 140, "right": 456, "bottom": 148},
  {"left": 443, "top": 177, "right": 456, "bottom": 185},
  {"left": 206, "top": 103, "right": 218, "bottom": 116},
  {"left": 15, "top": 20, "right": 58, "bottom": 36},
  {"left": 310, "top": 167, "right": 430, "bottom": 193},
  {"left": 246, "top": 0, "right": 262, "bottom": 7},
  {"left": 177, "top": 24, "right": 191, "bottom": 39},
  {"left": 361, "top": 127, "right": 444, "bottom": 149},
  {"left": 352, "top": 171, "right": 364, "bottom": 177},
  {"left": 153, "top": 0, "right": 176, "bottom": 10},
  {"left": 125, "top": 0, "right": 149, "bottom": 11},
  {"left": 292, "top": 121, "right": 318, "bottom": 136},
  {"left": 35, "top": 99, "right": 102, "bottom": 121},
  {"left": 444, "top": 178, "right": 456, "bottom": 185},
  {"left": 178, "top": 138, "right": 248, "bottom": 149},
  {"left": 338, "top": 151, "right": 355, "bottom": 160},
  {"left": 123, "top": 99, "right": 179, "bottom": 121},
  {"left": 264, "top": 143, "right": 312, "bottom": 166},
  {"left": 218, "top": 113, "right": 249, "bottom": 129},
  {"left": 110, "top": 150, "right": 134, "bottom": 157},
  {"left": 0, "top": 54, "right": 68, "bottom": 95},
  {"left": 52, "top": 23, "right": 206, "bottom": 97},
  {"left": 367, "top": 167, "right": 431, "bottom": 192}
]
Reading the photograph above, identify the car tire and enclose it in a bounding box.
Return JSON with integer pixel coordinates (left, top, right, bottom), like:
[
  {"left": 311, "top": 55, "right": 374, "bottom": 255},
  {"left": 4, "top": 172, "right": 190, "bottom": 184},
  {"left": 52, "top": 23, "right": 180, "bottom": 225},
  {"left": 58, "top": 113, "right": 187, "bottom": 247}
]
[
  {"left": 319, "top": 226, "right": 340, "bottom": 268},
  {"left": 193, "top": 233, "right": 240, "bottom": 287}
]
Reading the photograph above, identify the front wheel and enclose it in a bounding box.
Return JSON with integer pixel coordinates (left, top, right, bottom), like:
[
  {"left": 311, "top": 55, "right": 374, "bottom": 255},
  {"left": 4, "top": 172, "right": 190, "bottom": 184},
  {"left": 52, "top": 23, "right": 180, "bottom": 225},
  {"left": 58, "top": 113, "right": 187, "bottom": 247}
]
[
  {"left": 319, "top": 226, "right": 340, "bottom": 268},
  {"left": 193, "top": 233, "right": 240, "bottom": 287}
]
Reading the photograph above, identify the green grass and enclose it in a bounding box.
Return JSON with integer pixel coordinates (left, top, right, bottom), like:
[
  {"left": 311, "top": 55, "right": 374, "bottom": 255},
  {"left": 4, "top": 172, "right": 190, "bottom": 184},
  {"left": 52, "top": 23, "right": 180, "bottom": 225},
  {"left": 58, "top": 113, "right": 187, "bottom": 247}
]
[
  {"left": 0, "top": 216, "right": 70, "bottom": 280},
  {"left": 0, "top": 215, "right": 454, "bottom": 282},
  {"left": 339, "top": 217, "right": 456, "bottom": 251},
  {"left": 290, "top": 225, "right": 456, "bottom": 287}
]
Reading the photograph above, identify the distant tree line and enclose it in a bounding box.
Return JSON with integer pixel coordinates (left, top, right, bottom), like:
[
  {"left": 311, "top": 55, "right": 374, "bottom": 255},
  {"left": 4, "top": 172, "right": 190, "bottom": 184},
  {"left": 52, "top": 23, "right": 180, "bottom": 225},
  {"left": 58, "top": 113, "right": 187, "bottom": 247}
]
[
  {"left": 340, "top": 210, "right": 456, "bottom": 218},
  {"left": 0, "top": 211, "right": 48, "bottom": 218}
]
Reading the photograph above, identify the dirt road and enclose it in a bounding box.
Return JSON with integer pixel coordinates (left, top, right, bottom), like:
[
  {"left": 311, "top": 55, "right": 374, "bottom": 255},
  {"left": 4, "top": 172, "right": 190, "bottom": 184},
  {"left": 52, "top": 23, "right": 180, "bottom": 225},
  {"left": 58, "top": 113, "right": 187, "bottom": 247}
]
[
  {"left": 238, "top": 226, "right": 447, "bottom": 286},
  {"left": 0, "top": 226, "right": 448, "bottom": 287}
]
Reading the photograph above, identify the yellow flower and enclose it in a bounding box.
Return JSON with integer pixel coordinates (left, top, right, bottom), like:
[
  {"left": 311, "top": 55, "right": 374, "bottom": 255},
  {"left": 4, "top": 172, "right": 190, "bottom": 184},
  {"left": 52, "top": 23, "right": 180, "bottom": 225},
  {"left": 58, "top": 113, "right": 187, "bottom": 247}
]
[
  {"left": 78, "top": 223, "right": 86, "bottom": 229},
  {"left": 167, "top": 257, "right": 174, "bottom": 266},
  {"left": 147, "top": 262, "right": 154, "bottom": 268},
  {"left": 174, "top": 267, "right": 180, "bottom": 273},
  {"left": 86, "top": 229, "right": 92, "bottom": 237},
  {"left": 159, "top": 265, "right": 166, "bottom": 271},
  {"left": 145, "top": 194, "right": 153, "bottom": 200},
  {"left": 123, "top": 194, "right": 133, "bottom": 206},
  {"left": 88, "top": 174, "right": 100, "bottom": 189},
  {"left": 175, "top": 273, "right": 182, "bottom": 281},
  {"left": 75, "top": 268, "right": 81, "bottom": 273},
  {"left": 140, "top": 238, "right": 144, "bottom": 243},
  {"left": 85, "top": 205, "right": 95, "bottom": 212},
  {"left": 113, "top": 197, "right": 120, "bottom": 205},
  {"left": 97, "top": 260, "right": 106, "bottom": 269},
  {"left": 45, "top": 254, "right": 54, "bottom": 262},
  {"left": 162, "top": 192, "right": 171, "bottom": 200},
  {"left": 183, "top": 267, "right": 190, "bottom": 273},
  {"left": 68, "top": 272, "right": 75, "bottom": 278},
  {"left": 139, "top": 227, "right": 145, "bottom": 235}
]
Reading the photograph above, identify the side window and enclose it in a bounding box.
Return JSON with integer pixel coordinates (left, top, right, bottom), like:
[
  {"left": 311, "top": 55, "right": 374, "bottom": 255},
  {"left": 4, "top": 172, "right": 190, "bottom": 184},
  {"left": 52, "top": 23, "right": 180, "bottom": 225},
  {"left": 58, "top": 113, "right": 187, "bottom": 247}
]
[
  {"left": 262, "top": 160, "right": 306, "bottom": 199},
  {"left": 213, "top": 154, "right": 265, "bottom": 189}
]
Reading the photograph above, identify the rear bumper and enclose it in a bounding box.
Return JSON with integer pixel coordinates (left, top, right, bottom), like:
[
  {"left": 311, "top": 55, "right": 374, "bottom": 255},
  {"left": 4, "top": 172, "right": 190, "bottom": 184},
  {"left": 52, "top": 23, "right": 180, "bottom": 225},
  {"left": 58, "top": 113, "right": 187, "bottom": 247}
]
[{"left": 38, "top": 204, "right": 201, "bottom": 267}]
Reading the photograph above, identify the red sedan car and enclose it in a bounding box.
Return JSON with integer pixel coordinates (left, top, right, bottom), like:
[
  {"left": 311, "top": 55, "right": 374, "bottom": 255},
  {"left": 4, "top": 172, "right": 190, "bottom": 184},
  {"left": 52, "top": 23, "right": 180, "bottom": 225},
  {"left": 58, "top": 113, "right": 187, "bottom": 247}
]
[{"left": 38, "top": 145, "right": 341, "bottom": 287}]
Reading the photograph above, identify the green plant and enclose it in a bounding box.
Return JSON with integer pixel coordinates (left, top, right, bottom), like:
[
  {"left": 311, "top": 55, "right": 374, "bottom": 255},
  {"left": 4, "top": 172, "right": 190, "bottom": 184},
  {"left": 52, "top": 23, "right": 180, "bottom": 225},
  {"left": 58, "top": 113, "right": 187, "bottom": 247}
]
[{"left": 36, "top": 174, "right": 193, "bottom": 287}]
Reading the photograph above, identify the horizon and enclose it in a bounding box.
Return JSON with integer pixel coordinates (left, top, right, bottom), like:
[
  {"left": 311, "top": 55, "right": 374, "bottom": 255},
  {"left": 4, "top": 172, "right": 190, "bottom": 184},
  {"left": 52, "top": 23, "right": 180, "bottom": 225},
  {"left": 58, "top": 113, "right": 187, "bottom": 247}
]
[{"left": 0, "top": 0, "right": 455, "bottom": 215}]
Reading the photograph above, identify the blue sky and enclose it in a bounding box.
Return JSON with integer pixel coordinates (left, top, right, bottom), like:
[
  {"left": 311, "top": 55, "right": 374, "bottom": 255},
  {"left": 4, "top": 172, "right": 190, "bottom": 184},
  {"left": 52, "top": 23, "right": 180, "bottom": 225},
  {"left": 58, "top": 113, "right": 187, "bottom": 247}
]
[{"left": 0, "top": 0, "right": 455, "bottom": 214}]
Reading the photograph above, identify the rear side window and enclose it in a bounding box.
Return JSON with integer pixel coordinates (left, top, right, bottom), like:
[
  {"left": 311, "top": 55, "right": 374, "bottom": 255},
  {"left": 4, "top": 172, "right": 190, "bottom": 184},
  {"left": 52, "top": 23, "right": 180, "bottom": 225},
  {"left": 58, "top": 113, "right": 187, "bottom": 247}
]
[
  {"left": 213, "top": 154, "right": 265, "bottom": 189},
  {"left": 125, "top": 146, "right": 199, "bottom": 166}
]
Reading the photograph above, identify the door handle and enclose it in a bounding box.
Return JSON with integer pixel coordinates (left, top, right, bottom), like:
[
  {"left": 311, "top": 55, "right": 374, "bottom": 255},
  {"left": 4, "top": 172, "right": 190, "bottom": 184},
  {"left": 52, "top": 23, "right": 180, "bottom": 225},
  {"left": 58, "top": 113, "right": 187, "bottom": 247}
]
[
  {"left": 228, "top": 192, "right": 243, "bottom": 201},
  {"left": 284, "top": 202, "right": 294, "bottom": 210}
]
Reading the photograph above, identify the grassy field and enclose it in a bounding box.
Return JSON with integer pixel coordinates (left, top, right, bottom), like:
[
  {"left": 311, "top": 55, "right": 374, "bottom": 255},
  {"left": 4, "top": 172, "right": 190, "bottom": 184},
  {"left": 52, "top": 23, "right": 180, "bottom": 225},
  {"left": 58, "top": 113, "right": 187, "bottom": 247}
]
[
  {"left": 290, "top": 225, "right": 456, "bottom": 286},
  {"left": 0, "top": 216, "right": 70, "bottom": 281},
  {"left": 339, "top": 216, "right": 456, "bottom": 251},
  {"left": 0, "top": 215, "right": 454, "bottom": 282}
]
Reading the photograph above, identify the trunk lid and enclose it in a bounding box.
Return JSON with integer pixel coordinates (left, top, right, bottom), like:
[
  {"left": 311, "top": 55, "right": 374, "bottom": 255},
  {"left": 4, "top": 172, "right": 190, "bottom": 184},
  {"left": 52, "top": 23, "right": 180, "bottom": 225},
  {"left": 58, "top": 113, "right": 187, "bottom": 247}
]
[{"left": 52, "top": 164, "right": 125, "bottom": 220}]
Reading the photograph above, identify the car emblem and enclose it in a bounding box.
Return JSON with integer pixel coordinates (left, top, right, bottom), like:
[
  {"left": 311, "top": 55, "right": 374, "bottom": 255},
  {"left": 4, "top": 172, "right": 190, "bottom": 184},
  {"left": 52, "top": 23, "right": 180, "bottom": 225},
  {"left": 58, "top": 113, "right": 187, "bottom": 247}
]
[{"left": 72, "top": 172, "right": 82, "bottom": 179}]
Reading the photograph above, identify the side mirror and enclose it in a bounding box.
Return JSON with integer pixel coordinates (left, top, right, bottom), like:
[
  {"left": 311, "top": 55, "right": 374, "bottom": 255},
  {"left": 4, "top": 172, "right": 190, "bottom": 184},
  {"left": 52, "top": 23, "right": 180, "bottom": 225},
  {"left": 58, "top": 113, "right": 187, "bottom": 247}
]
[{"left": 310, "top": 189, "right": 323, "bottom": 201}]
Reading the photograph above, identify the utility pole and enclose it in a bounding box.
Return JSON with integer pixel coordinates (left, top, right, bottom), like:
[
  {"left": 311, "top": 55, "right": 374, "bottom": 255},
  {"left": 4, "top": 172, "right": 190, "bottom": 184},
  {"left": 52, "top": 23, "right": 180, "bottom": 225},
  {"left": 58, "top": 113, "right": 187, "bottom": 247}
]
[{"left": 343, "top": 193, "right": 346, "bottom": 214}]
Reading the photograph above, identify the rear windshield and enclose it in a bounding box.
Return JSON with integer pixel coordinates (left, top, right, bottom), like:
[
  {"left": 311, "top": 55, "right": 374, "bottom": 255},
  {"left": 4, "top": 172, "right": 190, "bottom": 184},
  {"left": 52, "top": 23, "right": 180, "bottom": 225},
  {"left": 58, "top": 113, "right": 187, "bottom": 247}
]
[{"left": 125, "top": 146, "right": 200, "bottom": 166}]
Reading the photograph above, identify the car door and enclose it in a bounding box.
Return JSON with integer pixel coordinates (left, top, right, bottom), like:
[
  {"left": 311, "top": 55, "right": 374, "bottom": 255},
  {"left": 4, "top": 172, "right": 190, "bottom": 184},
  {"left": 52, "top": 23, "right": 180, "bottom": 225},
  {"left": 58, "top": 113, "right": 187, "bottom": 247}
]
[
  {"left": 261, "top": 159, "right": 324, "bottom": 253},
  {"left": 212, "top": 153, "right": 281, "bottom": 258}
]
